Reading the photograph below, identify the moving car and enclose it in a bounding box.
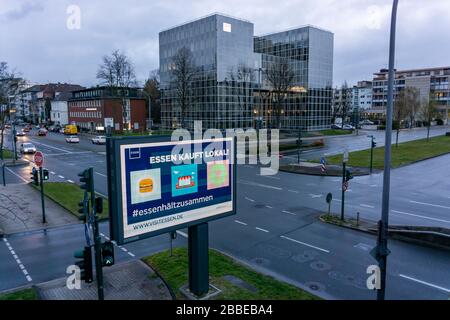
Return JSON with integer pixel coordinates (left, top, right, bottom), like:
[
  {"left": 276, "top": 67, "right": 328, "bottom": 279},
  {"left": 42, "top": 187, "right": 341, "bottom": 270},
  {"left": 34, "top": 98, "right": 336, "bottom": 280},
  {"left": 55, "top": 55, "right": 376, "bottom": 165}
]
[
  {"left": 360, "top": 119, "right": 374, "bottom": 125},
  {"left": 65, "top": 135, "right": 80, "bottom": 143},
  {"left": 20, "top": 143, "right": 36, "bottom": 154},
  {"left": 23, "top": 126, "right": 30, "bottom": 132},
  {"left": 91, "top": 136, "right": 106, "bottom": 145},
  {"left": 64, "top": 124, "right": 78, "bottom": 135},
  {"left": 16, "top": 130, "right": 26, "bottom": 137},
  {"left": 37, "top": 128, "right": 47, "bottom": 136}
]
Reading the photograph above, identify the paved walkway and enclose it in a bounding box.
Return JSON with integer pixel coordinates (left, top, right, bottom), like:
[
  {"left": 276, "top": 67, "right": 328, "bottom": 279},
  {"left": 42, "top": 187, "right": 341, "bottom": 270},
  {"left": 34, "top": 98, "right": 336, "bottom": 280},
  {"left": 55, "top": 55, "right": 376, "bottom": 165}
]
[
  {"left": 0, "top": 183, "right": 78, "bottom": 235},
  {"left": 37, "top": 260, "right": 173, "bottom": 300}
]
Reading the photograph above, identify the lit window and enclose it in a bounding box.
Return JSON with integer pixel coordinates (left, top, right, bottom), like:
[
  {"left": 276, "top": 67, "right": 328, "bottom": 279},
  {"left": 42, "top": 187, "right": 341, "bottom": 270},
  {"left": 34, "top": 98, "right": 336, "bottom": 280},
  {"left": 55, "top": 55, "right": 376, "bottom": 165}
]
[{"left": 223, "top": 23, "right": 231, "bottom": 33}]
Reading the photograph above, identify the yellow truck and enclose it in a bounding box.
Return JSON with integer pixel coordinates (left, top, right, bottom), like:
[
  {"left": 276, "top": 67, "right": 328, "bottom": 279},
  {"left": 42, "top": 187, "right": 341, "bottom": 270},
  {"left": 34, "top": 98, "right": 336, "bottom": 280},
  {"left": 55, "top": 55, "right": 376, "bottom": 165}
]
[{"left": 64, "top": 125, "right": 78, "bottom": 135}]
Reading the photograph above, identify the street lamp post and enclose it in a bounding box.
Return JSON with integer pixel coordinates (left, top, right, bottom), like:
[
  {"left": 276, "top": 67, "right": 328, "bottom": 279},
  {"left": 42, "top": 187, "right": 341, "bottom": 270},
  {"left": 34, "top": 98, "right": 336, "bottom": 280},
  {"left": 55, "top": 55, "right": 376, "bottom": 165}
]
[{"left": 374, "top": 0, "right": 399, "bottom": 301}]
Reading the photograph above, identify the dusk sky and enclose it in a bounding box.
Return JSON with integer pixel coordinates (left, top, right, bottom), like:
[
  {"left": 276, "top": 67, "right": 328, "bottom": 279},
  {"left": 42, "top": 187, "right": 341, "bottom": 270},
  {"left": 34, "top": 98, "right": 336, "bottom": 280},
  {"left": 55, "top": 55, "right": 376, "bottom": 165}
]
[{"left": 1, "top": 0, "right": 449, "bottom": 88}]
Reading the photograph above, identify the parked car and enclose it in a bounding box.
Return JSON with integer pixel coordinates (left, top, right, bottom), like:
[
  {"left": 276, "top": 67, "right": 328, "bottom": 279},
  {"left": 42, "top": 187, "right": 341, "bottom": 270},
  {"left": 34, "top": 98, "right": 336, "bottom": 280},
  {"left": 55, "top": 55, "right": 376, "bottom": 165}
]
[
  {"left": 37, "top": 128, "right": 47, "bottom": 136},
  {"left": 20, "top": 143, "right": 36, "bottom": 154},
  {"left": 91, "top": 136, "right": 106, "bottom": 145},
  {"left": 360, "top": 120, "right": 374, "bottom": 125},
  {"left": 331, "top": 124, "right": 342, "bottom": 129},
  {"left": 342, "top": 124, "right": 355, "bottom": 130},
  {"left": 59, "top": 128, "right": 65, "bottom": 134},
  {"left": 65, "top": 135, "right": 80, "bottom": 143}
]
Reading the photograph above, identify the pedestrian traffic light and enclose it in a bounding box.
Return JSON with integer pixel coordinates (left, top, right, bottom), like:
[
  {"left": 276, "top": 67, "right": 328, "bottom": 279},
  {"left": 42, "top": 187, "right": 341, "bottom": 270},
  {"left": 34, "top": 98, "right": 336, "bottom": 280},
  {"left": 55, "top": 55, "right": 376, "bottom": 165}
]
[
  {"left": 78, "top": 168, "right": 93, "bottom": 193},
  {"left": 101, "top": 241, "right": 115, "bottom": 267},
  {"left": 95, "top": 197, "right": 103, "bottom": 214},
  {"left": 42, "top": 169, "right": 49, "bottom": 181},
  {"left": 30, "top": 168, "right": 39, "bottom": 186},
  {"left": 78, "top": 199, "right": 89, "bottom": 222},
  {"left": 74, "top": 246, "right": 93, "bottom": 283},
  {"left": 345, "top": 170, "right": 353, "bottom": 182}
]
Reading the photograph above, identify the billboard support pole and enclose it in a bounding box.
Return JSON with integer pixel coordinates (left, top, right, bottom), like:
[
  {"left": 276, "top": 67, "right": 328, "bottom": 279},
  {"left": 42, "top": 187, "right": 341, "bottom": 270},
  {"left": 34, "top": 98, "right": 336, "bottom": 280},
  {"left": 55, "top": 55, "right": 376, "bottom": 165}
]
[{"left": 188, "top": 222, "right": 209, "bottom": 297}]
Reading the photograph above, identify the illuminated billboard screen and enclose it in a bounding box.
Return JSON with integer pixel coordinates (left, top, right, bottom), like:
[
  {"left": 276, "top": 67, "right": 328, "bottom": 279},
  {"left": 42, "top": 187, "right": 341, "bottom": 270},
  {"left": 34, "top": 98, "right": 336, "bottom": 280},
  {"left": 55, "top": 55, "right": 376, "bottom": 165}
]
[{"left": 107, "top": 137, "right": 235, "bottom": 244}]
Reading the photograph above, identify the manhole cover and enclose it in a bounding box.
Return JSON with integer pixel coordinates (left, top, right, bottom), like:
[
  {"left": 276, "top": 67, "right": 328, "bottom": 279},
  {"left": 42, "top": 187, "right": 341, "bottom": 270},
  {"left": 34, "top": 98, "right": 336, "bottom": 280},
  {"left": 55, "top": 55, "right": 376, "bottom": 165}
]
[
  {"left": 251, "top": 257, "right": 270, "bottom": 266},
  {"left": 305, "top": 281, "right": 325, "bottom": 292},
  {"left": 310, "top": 261, "right": 331, "bottom": 271},
  {"left": 291, "top": 250, "right": 318, "bottom": 264}
]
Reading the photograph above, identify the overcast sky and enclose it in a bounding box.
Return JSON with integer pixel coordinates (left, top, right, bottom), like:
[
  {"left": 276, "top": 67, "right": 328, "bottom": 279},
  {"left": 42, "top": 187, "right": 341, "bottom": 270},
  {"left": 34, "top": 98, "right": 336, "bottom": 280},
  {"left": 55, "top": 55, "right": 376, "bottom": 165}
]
[{"left": 1, "top": 0, "right": 449, "bottom": 88}]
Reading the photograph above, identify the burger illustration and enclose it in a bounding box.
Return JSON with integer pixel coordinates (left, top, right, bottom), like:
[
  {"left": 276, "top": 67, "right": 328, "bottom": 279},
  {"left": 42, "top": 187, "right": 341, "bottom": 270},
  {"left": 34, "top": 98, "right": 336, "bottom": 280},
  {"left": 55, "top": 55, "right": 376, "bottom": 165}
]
[{"left": 139, "top": 178, "right": 153, "bottom": 193}]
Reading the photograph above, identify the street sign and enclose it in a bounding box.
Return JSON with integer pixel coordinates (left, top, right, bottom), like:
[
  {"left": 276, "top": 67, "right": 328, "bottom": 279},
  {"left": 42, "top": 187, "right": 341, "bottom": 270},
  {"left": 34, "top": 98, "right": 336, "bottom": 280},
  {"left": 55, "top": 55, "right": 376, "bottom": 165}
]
[
  {"left": 107, "top": 136, "right": 236, "bottom": 245},
  {"left": 326, "top": 192, "right": 333, "bottom": 204},
  {"left": 34, "top": 151, "right": 44, "bottom": 167},
  {"left": 104, "top": 118, "right": 114, "bottom": 128},
  {"left": 320, "top": 157, "right": 327, "bottom": 173},
  {"left": 343, "top": 150, "right": 349, "bottom": 163},
  {"left": 342, "top": 181, "right": 349, "bottom": 192}
]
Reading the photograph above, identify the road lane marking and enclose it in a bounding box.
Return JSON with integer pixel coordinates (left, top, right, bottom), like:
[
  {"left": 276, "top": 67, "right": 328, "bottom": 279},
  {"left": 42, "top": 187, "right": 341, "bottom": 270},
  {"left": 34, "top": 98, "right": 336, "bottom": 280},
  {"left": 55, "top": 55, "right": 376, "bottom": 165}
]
[
  {"left": 288, "top": 189, "right": 299, "bottom": 194},
  {"left": 245, "top": 197, "right": 255, "bottom": 202},
  {"left": 360, "top": 204, "right": 375, "bottom": 209},
  {"left": 3, "top": 238, "right": 32, "bottom": 282},
  {"left": 259, "top": 175, "right": 280, "bottom": 180},
  {"left": 128, "top": 252, "right": 135, "bottom": 257},
  {"left": 176, "top": 230, "right": 188, "bottom": 238},
  {"left": 238, "top": 179, "right": 283, "bottom": 191},
  {"left": 5, "top": 167, "right": 28, "bottom": 183},
  {"left": 255, "top": 227, "right": 269, "bottom": 233},
  {"left": 265, "top": 205, "right": 273, "bottom": 209},
  {"left": 280, "top": 235, "right": 330, "bottom": 253},
  {"left": 50, "top": 171, "right": 55, "bottom": 175},
  {"left": 28, "top": 141, "right": 71, "bottom": 154},
  {"left": 309, "top": 194, "right": 323, "bottom": 198},
  {"left": 67, "top": 180, "right": 74, "bottom": 183},
  {"left": 234, "top": 220, "right": 248, "bottom": 226},
  {"left": 58, "top": 175, "right": 65, "bottom": 179},
  {"left": 391, "top": 210, "right": 450, "bottom": 224},
  {"left": 399, "top": 274, "right": 450, "bottom": 293},
  {"left": 409, "top": 200, "right": 450, "bottom": 210},
  {"left": 282, "top": 210, "right": 296, "bottom": 216},
  {"left": 95, "top": 172, "right": 107, "bottom": 178}
]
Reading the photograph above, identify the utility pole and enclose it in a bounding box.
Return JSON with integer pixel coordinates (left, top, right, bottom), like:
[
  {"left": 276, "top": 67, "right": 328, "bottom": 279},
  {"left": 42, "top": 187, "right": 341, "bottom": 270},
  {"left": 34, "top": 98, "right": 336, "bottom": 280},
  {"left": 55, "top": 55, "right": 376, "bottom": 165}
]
[
  {"left": 297, "top": 126, "right": 302, "bottom": 163},
  {"left": 369, "top": 135, "right": 376, "bottom": 174},
  {"left": 340, "top": 150, "right": 348, "bottom": 220},
  {"left": 39, "top": 167, "right": 46, "bottom": 223},
  {"left": 372, "top": 0, "right": 399, "bottom": 301}
]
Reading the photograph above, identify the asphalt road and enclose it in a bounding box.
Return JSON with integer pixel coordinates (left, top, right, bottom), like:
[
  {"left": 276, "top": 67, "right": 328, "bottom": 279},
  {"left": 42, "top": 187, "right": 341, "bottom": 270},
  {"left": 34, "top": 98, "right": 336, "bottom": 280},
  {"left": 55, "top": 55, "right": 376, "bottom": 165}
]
[{"left": 1, "top": 127, "right": 449, "bottom": 299}]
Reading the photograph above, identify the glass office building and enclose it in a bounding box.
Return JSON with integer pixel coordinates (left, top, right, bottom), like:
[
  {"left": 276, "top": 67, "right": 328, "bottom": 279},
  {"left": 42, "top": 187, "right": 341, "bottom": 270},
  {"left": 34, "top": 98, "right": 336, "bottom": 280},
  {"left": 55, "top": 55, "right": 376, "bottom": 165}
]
[{"left": 159, "top": 14, "right": 333, "bottom": 131}]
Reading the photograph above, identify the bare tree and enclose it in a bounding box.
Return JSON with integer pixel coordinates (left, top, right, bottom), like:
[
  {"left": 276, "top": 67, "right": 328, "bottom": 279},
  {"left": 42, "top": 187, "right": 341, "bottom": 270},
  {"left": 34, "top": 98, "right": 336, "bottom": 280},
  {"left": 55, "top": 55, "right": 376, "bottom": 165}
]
[
  {"left": 144, "top": 69, "right": 161, "bottom": 124},
  {"left": 228, "top": 63, "right": 256, "bottom": 127},
  {"left": 340, "top": 82, "right": 351, "bottom": 124},
  {"left": 170, "top": 47, "right": 196, "bottom": 129},
  {"left": 265, "top": 59, "right": 295, "bottom": 128},
  {"left": 420, "top": 94, "right": 439, "bottom": 142},
  {"left": 393, "top": 89, "right": 410, "bottom": 147},
  {"left": 406, "top": 87, "right": 420, "bottom": 129},
  {"left": 97, "top": 50, "right": 137, "bottom": 131},
  {"left": 0, "top": 62, "right": 23, "bottom": 159}
]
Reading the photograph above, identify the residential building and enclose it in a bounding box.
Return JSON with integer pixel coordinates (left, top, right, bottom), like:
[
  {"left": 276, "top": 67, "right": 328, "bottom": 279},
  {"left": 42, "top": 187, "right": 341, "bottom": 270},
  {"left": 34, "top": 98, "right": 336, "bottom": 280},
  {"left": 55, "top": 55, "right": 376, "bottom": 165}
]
[
  {"left": 159, "top": 13, "right": 333, "bottom": 131},
  {"left": 50, "top": 91, "right": 72, "bottom": 126},
  {"left": 371, "top": 67, "right": 450, "bottom": 122},
  {"left": 68, "top": 87, "right": 147, "bottom": 133},
  {"left": 352, "top": 81, "right": 372, "bottom": 111}
]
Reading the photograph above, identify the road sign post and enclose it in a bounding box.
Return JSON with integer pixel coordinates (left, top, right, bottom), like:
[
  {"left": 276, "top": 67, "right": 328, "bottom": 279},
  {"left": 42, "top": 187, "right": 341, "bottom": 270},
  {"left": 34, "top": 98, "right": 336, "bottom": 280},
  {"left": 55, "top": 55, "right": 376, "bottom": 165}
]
[
  {"left": 369, "top": 136, "right": 376, "bottom": 174},
  {"left": 341, "top": 150, "right": 348, "bottom": 221},
  {"left": 326, "top": 192, "right": 333, "bottom": 215},
  {"left": 39, "top": 167, "right": 46, "bottom": 224},
  {"left": 34, "top": 152, "right": 46, "bottom": 223}
]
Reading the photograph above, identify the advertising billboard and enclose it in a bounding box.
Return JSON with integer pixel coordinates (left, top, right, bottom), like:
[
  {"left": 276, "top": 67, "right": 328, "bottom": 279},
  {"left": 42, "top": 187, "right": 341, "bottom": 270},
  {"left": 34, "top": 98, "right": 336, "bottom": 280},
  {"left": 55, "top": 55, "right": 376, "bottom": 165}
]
[{"left": 107, "top": 136, "right": 236, "bottom": 244}]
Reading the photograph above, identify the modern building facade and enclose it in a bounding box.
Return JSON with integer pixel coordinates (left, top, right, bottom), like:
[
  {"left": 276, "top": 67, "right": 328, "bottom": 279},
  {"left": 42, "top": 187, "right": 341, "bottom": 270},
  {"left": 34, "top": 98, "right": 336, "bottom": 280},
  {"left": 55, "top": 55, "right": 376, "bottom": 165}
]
[
  {"left": 371, "top": 67, "right": 450, "bottom": 122},
  {"left": 159, "top": 13, "right": 333, "bottom": 131},
  {"left": 352, "top": 81, "right": 372, "bottom": 111},
  {"left": 68, "top": 87, "right": 147, "bottom": 133}
]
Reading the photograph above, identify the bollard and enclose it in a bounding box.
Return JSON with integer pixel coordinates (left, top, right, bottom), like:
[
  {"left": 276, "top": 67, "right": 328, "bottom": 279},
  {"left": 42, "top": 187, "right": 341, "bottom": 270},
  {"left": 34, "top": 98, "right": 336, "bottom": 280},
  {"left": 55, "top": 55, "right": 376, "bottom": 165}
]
[{"left": 356, "top": 212, "right": 360, "bottom": 227}]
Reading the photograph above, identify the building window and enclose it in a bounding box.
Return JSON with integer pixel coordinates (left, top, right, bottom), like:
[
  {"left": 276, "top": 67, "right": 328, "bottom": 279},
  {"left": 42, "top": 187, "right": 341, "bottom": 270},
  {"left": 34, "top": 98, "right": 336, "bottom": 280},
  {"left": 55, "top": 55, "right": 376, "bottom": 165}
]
[{"left": 223, "top": 23, "right": 231, "bottom": 33}]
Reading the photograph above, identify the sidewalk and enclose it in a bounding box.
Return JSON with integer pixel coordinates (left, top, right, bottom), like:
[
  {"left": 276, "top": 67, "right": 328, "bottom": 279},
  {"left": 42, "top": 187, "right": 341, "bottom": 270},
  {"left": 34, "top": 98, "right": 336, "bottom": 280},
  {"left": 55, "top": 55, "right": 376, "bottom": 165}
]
[
  {"left": 0, "top": 183, "right": 78, "bottom": 235},
  {"left": 36, "top": 260, "right": 173, "bottom": 300}
]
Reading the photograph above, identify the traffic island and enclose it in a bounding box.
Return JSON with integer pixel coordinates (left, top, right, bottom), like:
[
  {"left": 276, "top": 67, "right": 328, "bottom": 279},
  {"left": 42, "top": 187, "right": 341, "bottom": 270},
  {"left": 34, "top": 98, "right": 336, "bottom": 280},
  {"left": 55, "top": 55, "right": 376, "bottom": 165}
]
[
  {"left": 143, "top": 247, "right": 320, "bottom": 300},
  {"left": 279, "top": 162, "right": 373, "bottom": 177},
  {"left": 0, "top": 287, "right": 39, "bottom": 300},
  {"left": 320, "top": 214, "right": 450, "bottom": 251},
  {"left": 34, "top": 260, "right": 172, "bottom": 300},
  {"left": 31, "top": 182, "right": 109, "bottom": 221}
]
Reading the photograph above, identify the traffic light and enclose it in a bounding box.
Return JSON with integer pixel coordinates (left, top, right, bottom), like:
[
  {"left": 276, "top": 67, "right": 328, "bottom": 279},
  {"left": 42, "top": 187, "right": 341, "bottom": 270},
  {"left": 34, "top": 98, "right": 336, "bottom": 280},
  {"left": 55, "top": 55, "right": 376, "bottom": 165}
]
[
  {"left": 78, "top": 168, "right": 93, "bottom": 193},
  {"left": 95, "top": 197, "right": 103, "bottom": 214},
  {"left": 30, "top": 168, "right": 39, "bottom": 186},
  {"left": 42, "top": 169, "right": 49, "bottom": 181},
  {"left": 78, "top": 199, "right": 89, "bottom": 222},
  {"left": 372, "top": 140, "right": 377, "bottom": 148},
  {"left": 101, "top": 241, "right": 115, "bottom": 267},
  {"left": 74, "top": 246, "right": 93, "bottom": 283},
  {"left": 345, "top": 170, "right": 353, "bottom": 182}
]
